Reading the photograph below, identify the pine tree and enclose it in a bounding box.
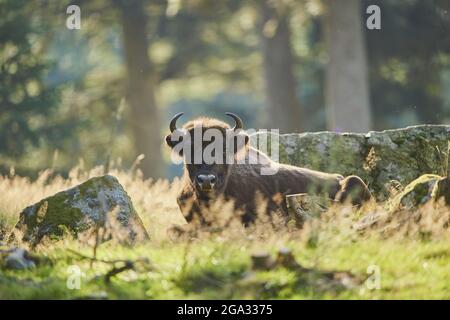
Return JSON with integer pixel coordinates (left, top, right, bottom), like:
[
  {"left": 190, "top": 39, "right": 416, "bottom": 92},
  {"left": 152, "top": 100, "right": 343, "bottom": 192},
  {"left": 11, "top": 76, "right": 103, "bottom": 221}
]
[{"left": 0, "top": 0, "right": 58, "bottom": 159}]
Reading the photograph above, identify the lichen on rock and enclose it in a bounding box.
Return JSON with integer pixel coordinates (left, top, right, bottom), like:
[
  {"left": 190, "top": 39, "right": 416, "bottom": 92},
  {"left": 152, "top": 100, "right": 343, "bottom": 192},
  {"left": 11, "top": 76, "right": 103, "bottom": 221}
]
[
  {"left": 257, "top": 125, "right": 450, "bottom": 199},
  {"left": 389, "top": 174, "right": 450, "bottom": 212},
  {"left": 9, "top": 175, "right": 149, "bottom": 246}
]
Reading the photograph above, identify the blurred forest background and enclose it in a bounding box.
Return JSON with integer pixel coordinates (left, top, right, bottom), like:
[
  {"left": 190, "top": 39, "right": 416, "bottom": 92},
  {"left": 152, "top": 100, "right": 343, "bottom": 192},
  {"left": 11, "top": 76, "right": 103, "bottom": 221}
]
[{"left": 1, "top": 0, "right": 450, "bottom": 179}]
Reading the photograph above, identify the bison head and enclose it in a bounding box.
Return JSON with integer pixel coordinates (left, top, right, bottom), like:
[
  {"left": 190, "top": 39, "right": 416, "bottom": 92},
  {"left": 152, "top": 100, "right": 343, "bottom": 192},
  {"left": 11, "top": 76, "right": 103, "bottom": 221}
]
[{"left": 165, "top": 113, "right": 249, "bottom": 196}]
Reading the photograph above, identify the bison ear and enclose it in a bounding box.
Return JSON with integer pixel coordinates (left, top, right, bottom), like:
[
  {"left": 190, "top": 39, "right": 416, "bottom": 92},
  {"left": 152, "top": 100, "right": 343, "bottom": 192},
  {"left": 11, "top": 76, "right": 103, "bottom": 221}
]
[
  {"left": 165, "top": 133, "right": 185, "bottom": 156},
  {"left": 165, "top": 134, "right": 176, "bottom": 148}
]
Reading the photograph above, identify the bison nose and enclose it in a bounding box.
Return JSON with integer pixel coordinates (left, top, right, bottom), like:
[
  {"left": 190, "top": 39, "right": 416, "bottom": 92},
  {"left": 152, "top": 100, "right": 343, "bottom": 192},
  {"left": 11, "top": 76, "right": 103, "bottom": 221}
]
[{"left": 196, "top": 174, "right": 216, "bottom": 190}]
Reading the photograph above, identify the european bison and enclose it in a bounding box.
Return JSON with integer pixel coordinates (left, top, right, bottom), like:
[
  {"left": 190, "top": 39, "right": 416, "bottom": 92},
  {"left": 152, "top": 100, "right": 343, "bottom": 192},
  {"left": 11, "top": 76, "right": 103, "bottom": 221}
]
[{"left": 165, "top": 113, "right": 371, "bottom": 226}]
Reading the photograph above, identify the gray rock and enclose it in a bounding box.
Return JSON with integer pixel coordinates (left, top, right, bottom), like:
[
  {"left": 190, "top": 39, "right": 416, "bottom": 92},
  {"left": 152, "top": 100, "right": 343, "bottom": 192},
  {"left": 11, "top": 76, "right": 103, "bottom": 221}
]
[
  {"left": 353, "top": 174, "right": 450, "bottom": 232},
  {"left": 4, "top": 248, "right": 36, "bottom": 270},
  {"left": 257, "top": 125, "right": 450, "bottom": 199},
  {"left": 389, "top": 174, "right": 450, "bottom": 211},
  {"left": 9, "top": 175, "right": 149, "bottom": 246}
]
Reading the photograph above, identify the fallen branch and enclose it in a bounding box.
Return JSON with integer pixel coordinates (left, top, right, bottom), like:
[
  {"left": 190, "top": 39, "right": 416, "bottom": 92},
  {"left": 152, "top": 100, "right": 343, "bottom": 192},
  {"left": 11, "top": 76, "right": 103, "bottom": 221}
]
[
  {"left": 104, "top": 261, "right": 134, "bottom": 284},
  {"left": 67, "top": 248, "right": 155, "bottom": 284},
  {"left": 67, "top": 248, "right": 133, "bottom": 264}
]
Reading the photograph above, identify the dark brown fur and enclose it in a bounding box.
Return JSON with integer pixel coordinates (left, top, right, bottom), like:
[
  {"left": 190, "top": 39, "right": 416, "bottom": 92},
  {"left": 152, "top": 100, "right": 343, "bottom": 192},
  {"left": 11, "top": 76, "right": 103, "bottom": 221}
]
[{"left": 166, "top": 116, "right": 371, "bottom": 226}]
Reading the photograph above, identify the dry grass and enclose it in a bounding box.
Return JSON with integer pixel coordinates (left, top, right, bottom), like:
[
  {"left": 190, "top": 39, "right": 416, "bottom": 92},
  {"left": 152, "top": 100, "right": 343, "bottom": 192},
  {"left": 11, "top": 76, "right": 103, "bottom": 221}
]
[
  {"left": 1, "top": 163, "right": 449, "bottom": 244},
  {"left": 1, "top": 164, "right": 449, "bottom": 299},
  {"left": 0, "top": 164, "right": 185, "bottom": 242}
]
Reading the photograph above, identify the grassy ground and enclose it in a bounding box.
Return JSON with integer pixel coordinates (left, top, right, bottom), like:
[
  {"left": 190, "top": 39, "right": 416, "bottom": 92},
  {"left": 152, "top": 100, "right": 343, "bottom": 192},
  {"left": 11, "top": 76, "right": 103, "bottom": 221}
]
[{"left": 1, "top": 166, "right": 449, "bottom": 299}]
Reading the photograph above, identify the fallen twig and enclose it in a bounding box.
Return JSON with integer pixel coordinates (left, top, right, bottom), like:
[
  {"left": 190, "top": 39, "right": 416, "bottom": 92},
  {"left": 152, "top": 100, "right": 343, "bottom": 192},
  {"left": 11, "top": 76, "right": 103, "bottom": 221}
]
[
  {"left": 67, "top": 248, "right": 130, "bottom": 264},
  {"left": 104, "top": 261, "right": 134, "bottom": 284},
  {"left": 67, "top": 248, "right": 155, "bottom": 284}
]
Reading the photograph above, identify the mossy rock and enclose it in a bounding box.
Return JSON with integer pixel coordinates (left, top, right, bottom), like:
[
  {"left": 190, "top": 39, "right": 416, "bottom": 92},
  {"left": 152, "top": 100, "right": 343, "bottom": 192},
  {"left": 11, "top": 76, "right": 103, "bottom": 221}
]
[
  {"left": 389, "top": 174, "right": 450, "bottom": 211},
  {"left": 9, "top": 175, "right": 149, "bottom": 246},
  {"left": 257, "top": 125, "right": 450, "bottom": 199},
  {"left": 431, "top": 176, "right": 450, "bottom": 204}
]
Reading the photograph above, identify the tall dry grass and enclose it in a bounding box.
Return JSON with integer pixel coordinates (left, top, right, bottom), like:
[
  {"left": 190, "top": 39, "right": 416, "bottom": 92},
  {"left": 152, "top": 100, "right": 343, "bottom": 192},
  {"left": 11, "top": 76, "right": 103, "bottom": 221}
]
[
  {"left": 0, "top": 163, "right": 184, "bottom": 242},
  {"left": 1, "top": 162, "right": 449, "bottom": 246}
]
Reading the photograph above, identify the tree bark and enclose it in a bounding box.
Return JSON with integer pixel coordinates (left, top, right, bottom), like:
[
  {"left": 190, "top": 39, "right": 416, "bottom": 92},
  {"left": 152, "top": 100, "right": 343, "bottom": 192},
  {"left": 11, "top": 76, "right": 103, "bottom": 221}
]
[
  {"left": 324, "top": 0, "right": 372, "bottom": 133},
  {"left": 259, "top": 1, "right": 302, "bottom": 133},
  {"left": 116, "top": 0, "right": 163, "bottom": 178}
]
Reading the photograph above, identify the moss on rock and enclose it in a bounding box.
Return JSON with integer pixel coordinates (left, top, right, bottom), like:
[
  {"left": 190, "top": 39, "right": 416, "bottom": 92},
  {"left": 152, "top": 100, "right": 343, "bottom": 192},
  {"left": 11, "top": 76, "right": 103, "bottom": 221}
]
[
  {"left": 9, "top": 175, "right": 149, "bottom": 246},
  {"left": 388, "top": 174, "right": 450, "bottom": 212},
  {"left": 258, "top": 125, "right": 450, "bottom": 199},
  {"left": 431, "top": 176, "right": 450, "bottom": 205}
]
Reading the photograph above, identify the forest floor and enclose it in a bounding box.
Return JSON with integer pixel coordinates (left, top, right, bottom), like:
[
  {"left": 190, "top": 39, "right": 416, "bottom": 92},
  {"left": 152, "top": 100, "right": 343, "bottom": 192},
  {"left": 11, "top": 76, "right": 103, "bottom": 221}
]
[{"left": 0, "top": 167, "right": 449, "bottom": 299}]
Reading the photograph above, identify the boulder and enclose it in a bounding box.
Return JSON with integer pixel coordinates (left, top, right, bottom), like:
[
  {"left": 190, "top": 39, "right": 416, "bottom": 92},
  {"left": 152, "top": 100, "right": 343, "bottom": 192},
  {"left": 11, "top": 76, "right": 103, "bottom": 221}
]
[
  {"left": 3, "top": 248, "right": 37, "bottom": 270},
  {"left": 258, "top": 125, "right": 450, "bottom": 198},
  {"left": 9, "top": 175, "right": 149, "bottom": 246},
  {"left": 353, "top": 175, "right": 450, "bottom": 232},
  {"left": 389, "top": 174, "right": 450, "bottom": 211}
]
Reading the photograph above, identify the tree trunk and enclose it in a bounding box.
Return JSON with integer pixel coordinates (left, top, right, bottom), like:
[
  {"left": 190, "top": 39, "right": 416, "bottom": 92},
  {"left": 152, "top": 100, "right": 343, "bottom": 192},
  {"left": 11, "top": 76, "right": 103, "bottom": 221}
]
[
  {"left": 117, "top": 0, "right": 163, "bottom": 178},
  {"left": 324, "top": 0, "right": 372, "bottom": 133},
  {"left": 259, "top": 1, "right": 301, "bottom": 133}
]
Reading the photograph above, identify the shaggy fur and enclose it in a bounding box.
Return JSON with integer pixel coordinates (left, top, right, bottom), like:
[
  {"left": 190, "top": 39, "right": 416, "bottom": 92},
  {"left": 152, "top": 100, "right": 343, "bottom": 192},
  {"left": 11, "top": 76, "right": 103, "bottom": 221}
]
[{"left": 166, "top": 116, "right": 371, "bottom": 226}]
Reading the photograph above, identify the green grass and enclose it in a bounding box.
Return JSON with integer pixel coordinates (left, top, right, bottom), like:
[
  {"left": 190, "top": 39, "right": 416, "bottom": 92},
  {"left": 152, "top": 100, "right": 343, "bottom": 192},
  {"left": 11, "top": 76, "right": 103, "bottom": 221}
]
[
  {"left": 0, "top": 168, "right": 449, "bottom": 299},
  {"left": 1, "top": 236, "right": 449, "bottom": 299}
]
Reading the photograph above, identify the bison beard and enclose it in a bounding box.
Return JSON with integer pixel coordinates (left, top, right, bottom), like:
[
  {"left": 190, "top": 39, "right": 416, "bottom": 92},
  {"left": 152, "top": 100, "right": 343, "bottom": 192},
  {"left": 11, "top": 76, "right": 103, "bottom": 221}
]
[{"left": 166, "top": 113, "right": 371, "bottom": 227}]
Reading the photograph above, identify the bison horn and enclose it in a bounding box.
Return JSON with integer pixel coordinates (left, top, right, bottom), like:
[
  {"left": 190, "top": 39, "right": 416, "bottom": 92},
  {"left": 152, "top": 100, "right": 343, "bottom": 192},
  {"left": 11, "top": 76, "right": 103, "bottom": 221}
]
[
  {"left": 226, "top": 112, "right": 243, "bottom": 131},
  {"left": 169, "top": 112, "right": 184, "bottom": 133}
]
